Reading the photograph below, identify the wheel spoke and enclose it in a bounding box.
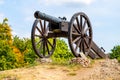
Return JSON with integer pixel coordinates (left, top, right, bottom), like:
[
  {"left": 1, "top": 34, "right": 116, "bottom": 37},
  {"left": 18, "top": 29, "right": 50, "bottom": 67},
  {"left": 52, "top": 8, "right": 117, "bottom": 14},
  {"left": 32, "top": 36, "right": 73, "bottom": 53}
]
[
  {"left": 73, "top": 24, "right": 80, "bottom": 33},
  {"left": 80, "top": 15, "right": 82, "bottom": 31},
  {"left": 43, "top": 40, "right": 46, "bottom": 56},
  {"left": 72, "top": 32, "right": 81, "bottom": 36},
  {"left": 46, "top": 42, "right": 50, "bottom": 55},
  {"left": 39, "top": 20, "right": 44, "bottom": 33},
  {"left": 82, "top": 19, "right": 87, "bottom": 32},
  {"left": 35, "top": 34, "right": 40, "bottom": 37},
  {"left": 86, "top": 36, "right": 91, "bottom": 39},
  {"left": 44, "top": 20, "right": 46, "bottom": 33},
  {"left": 85, "top": 27, "right": 90, "bottom": 33},
  {"left": 83, "top": 38, "right": 89, "bottom": 48},
  {"left": 39, "top": 41, "right": 43, "bottom": 53},
  {"left": 76, "top": 17, "right": 81, "bottom": 31},
  {"left": 82, "top": 39, "right": 85, "bottom": 53},
  {"left": 72, "top": 36, "right": 81, "bottom": 44},
  {"left": 79, "top": 39, "right": 83, "bottom": 52},
  {"left": 35, "top": 34, "right": 42, "bottom": 38},
  {"left": 46, "top": 39, "right": 54, "bottom": 49},
  {"left": 36, "top": 26, "right": 43, "bottom": 36},
  {"left": 36, "top": 39, "right": 42, "bottom": 45},
  {"left": 75, "top": 38, "right": 82, "bottom": 51}
]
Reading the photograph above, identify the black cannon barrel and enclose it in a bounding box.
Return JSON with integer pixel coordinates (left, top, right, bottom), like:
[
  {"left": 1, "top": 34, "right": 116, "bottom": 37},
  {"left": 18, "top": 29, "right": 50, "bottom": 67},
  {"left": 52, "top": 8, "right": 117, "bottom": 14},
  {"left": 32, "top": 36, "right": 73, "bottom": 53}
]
[{"left": 34, "top": 11, "right": 62, "bottom": 24}]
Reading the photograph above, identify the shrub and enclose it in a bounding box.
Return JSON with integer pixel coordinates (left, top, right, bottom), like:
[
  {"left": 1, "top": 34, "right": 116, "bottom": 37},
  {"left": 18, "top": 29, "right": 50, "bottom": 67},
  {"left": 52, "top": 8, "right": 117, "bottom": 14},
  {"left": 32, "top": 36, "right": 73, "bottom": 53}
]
[
  {"left": 13, "top": 36, "right": 37, "bottom": 64},
  {"left": 0, "top": 41, "right": 16, "bottom": 70},
  {"left": 110, "top": 45, "right": 120, "bottom": 62},
  {"left": 0, "top": 18, "right": 38, "bottom": 70},
  {"left": 0, "top": 19, "right": 18, "bottom": 70},
  {"left": 51, "top": 39, "right": 74, "bottom": 65}
]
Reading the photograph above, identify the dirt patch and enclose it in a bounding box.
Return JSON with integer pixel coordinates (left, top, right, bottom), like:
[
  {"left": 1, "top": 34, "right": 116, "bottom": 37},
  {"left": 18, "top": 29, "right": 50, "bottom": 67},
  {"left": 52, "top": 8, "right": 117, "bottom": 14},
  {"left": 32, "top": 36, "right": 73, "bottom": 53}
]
[{"left": 0, "top": 59, "right": 120, "bottom": 80}]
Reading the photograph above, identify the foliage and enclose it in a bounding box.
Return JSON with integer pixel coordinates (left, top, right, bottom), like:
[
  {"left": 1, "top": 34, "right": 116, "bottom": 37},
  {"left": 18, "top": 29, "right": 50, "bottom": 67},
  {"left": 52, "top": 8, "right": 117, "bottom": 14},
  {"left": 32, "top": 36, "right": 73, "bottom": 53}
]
[
  {"left": 12, "top": 36, "right": 38, "bottom": 65},
  {"left": 51, "top": 39, "right": 74, "bottom": 65},
  {"left": 0, "top": 18, "right": 16, "bottom": 70},
  {"left": 110, "top": 45, "right": 120, "bottom": 62},
  {"left": 0, "top": 18, "right": 37, "bottom": 71},
  {"left": 0, "top": 18, "right": 75, "bottom": 70},
  {"left": 0, "top": 36, "right": 37, "bottom": 70},
  {"left": 0, "top": 18, "right": 12, "bottom": 44},
  {"left": 0, "top": 41, "right": 16, "bottom": 70}
]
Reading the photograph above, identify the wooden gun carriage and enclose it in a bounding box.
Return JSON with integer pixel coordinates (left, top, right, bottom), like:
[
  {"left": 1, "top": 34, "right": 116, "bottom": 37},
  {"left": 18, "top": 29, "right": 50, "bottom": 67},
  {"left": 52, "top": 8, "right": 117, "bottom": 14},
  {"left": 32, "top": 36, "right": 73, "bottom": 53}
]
[{"left": 31, "top": 11, "right": 106, "bottom": 59}]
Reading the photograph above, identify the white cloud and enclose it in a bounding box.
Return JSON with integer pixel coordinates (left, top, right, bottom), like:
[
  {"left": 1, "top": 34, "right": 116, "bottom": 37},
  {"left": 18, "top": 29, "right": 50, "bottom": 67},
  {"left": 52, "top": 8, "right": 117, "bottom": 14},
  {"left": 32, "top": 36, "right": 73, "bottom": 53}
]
[
  {"left": 39, "top": 0, "right": 95, "bottom": 6},
  {"left": 0, "top": 0, "right": 4, "bottom": 5}
]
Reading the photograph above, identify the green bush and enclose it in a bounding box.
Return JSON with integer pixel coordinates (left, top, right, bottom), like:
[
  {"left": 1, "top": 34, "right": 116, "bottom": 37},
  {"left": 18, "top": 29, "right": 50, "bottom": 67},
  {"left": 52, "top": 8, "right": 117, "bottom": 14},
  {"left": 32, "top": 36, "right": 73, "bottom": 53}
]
[
  {"left": 51, "top": 39, "right": 74, "bottom": 65},
  {"left": 0, "top": 36, "right": 38, "bottom": 71},
  {"left": 0, "top": 41, "right": 16, "bottom": 70},
  {"left": 0, "top": 18, "right": 38, "bottom": 70},
  {"left": 13, "top": 36, "right": 38, "bottom": 64},
  {"left": 23, "top": 38, "right": 38, "bottom": 64},
  {"left": 0, "top": 18, "right": 17, "bottom": 70},
  {"left": 110, "top": 45, "right": 120, "bottom": 62}
]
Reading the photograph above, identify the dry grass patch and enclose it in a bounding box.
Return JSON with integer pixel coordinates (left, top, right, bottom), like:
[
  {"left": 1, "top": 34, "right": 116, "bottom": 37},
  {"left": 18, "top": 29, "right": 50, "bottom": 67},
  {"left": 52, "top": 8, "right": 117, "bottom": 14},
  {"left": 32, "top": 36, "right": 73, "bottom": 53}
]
[
  {"left": 67, "top": 72, "right": 77, "bottom": 76},
  {"left": 47, "top": 65, "right": 57, "bottom": 69},
  {"left": 0, "top": 73, "right": 19, "bottom": 80}
]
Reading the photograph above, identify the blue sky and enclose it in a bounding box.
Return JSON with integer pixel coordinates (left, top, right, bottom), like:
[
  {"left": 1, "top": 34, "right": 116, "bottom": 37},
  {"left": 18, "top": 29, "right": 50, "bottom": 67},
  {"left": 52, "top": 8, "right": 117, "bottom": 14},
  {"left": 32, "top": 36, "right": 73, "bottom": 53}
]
[{"left": 0, "top": 0, "right": 120, "bottom": 53}]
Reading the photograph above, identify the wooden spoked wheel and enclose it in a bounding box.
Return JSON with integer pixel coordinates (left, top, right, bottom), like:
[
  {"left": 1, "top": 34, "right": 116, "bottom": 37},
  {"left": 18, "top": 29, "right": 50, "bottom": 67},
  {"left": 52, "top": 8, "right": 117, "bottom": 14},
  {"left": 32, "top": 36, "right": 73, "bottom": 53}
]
[
  {"left": 31, "top": 19, "right": 56, "bottom": 58},
  {"left": 68, "top": 12, "right": 92, "bottom": 57}
]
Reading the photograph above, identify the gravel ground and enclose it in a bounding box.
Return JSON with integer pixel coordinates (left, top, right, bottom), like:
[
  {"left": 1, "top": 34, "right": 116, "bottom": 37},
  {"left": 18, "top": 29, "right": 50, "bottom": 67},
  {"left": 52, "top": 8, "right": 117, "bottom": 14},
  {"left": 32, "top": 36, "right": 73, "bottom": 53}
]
[
  {"left": 84, "top": 59, "right": 120, "bottom": 80},
  {"left": 0, "top": 59, "right": 120, "bottom": 80}
]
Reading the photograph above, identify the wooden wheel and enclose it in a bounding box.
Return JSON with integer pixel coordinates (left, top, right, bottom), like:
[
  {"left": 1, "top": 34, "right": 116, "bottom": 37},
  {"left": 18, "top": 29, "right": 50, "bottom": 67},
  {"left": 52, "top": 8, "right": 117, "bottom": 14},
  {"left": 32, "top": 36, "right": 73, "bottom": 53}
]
[
  {"left": 31, "top": 19, "right": 56, "bottom": 58},
  {"left": 68, "top": 12, "right": 92, "bottom": 57}
]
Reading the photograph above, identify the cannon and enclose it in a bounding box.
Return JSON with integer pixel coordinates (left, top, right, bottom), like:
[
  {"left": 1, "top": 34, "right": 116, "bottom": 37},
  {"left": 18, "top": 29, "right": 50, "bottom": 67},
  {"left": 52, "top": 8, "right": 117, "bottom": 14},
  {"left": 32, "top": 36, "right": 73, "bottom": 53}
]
[{"left": 31, "top": 11, "right": 106, "bottom": 59}]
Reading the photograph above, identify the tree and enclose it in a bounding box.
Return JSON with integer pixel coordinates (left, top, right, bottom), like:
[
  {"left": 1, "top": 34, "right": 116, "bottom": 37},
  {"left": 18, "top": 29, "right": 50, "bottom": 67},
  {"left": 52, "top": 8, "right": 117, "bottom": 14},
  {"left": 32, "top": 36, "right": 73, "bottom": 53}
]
[
  {"left": 0, "top": 18, "right": 16, "bottom": 70},
  {"left": 0, "top": 18, "right": 12, "bottom": 45},
  {"left": 0, "top": 18, "right": 37, "bottom": 70},
  {"left": 110, "top": 45, "right": 120, "bottom": 62}
]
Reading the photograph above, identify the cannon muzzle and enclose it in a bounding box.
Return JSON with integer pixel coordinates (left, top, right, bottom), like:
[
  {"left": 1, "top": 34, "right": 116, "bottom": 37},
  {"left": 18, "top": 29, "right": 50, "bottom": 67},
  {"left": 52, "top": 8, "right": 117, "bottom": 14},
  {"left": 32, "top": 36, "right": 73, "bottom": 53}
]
[{"left": 34, "top": 11, "right": 62, "bottom": 24}]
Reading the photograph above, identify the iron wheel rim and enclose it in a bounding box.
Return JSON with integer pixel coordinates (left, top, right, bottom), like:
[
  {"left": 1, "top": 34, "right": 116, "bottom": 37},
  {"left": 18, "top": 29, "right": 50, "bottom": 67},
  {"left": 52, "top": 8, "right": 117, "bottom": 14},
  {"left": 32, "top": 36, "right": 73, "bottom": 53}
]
[
  {"left": 68, "top": 12, "right": 92, "bottom": 57},
  {"left": 31, "top": 19, "right": 56, "bottom": 58}
]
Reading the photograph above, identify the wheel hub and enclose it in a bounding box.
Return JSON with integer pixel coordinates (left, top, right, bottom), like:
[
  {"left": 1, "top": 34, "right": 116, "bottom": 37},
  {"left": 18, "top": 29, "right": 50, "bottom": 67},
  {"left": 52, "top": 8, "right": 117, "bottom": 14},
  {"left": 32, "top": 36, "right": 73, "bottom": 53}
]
[{"left": 81, "top": 32, "right": 86, "bottom": 38}]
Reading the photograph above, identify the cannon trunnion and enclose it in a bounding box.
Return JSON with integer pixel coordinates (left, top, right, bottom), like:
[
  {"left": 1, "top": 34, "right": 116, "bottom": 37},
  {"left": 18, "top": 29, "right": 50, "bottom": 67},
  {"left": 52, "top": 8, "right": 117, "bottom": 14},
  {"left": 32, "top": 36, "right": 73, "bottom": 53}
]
[{"left": 31, "top": 11, "right": 106, "bottom": 59}]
